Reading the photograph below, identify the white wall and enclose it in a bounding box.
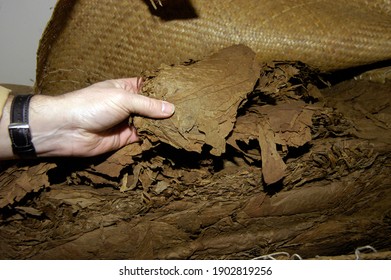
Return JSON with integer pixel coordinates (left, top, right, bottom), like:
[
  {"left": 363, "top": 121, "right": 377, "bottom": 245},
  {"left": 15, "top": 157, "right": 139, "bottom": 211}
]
[{"left": 0, "top": 0, "right": 57, "bottom": 85}]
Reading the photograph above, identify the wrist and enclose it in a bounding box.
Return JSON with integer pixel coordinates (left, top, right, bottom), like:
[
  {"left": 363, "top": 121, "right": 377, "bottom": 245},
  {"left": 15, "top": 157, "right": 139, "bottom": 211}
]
[
  {"left": 0, "top": 94, "right": 72, "bottom": 160},
  {"left": 28, "top": 94, "right": 73, "bottom": 157},
  {"left": 8, "top": 95, "right": 37, "bottom": 158}
]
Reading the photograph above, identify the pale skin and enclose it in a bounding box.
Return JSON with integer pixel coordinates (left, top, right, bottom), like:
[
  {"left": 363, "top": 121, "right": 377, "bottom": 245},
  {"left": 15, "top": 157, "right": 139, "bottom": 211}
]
[{"left": 0, "top": 78, "right": 175, "bottom": 160}]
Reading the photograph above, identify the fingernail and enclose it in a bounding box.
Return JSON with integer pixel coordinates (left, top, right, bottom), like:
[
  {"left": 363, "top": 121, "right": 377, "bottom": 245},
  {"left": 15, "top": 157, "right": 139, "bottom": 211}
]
[{"left": 162, "top": 101, "right": 175, "bottom": 115}]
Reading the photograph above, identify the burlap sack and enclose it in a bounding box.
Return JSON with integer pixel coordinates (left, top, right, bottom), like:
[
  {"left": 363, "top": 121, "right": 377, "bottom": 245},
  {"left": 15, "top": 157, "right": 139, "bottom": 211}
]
[{"left": 35, "top": 0, "right": 391, "bottom": 95}]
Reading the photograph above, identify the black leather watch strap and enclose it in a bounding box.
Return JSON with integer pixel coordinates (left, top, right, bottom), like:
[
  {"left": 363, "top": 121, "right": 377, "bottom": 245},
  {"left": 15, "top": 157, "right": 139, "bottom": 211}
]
[{"left": 8, "top": 94, "right": 37, "bottom": 158}]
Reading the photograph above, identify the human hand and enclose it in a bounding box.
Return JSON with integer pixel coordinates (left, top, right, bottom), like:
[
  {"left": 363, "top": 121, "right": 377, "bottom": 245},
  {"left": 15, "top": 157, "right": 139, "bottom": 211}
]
[{"left": 25, "top": 78, "right": 174, "bottom": 158}]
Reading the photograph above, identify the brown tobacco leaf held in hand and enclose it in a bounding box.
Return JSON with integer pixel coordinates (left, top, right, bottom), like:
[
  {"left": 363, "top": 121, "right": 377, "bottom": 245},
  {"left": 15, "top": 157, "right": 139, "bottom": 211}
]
[{"left": 134, "top": 44, "right": 260, "bottom": 156}]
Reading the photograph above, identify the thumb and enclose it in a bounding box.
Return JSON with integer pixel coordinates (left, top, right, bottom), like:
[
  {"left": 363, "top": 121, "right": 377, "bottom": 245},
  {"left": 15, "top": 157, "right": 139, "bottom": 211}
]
[{"left": 125, "top": 93, "right": 175, "bottom": 119}]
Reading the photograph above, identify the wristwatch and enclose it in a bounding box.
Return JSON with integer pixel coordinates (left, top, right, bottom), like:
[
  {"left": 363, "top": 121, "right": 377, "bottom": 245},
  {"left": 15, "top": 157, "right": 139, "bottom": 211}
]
[{"left": 8, "top": 94, "right": 37, "bottom": 158}]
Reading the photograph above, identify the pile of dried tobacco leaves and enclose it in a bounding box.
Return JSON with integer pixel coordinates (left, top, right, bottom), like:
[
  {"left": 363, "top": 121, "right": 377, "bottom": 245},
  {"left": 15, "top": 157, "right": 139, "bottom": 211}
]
[{"left": 1, "top": 45, "right": 390, "bottom": 259}]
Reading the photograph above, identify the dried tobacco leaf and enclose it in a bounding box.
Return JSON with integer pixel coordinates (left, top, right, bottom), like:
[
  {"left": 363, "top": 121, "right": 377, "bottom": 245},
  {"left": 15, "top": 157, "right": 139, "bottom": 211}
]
[
  {"left": 227, "top": 101, "right": 317, "bottom": 184},
  {"left": 254, "top": 102, "right": 316, "bottom": 148},
  {"left": 91, "top": 140, "right": 153, "bottom": 178},
  {"left": 257, "top": 61, "right": 323, "bottom": 101},
  {"left": 258, "top": 120, "right": 287, "bottom": 184},
  {"left": 0, "top": 163, "right": 55, "bottom": 208},
  {"left": 134, "top": 45, "right": 260, "bottom": 156}
]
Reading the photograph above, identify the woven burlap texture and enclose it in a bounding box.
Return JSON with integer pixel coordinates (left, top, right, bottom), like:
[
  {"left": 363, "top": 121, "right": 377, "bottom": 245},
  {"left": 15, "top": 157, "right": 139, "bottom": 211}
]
[{"left": 35, "top": 0, "right": 391, "bottom": 95}]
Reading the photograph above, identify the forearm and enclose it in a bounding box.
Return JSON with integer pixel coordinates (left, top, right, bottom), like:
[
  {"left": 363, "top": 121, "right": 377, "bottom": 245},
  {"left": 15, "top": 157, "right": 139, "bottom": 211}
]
[{"left": 0, "top": 95, "right": 15, "bottom": 159}]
